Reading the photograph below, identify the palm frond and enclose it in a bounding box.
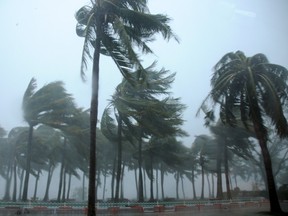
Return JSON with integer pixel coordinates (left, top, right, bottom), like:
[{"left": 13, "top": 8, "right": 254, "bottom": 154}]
[
  {"left": 22, "top": 78, "right": 37, "bottom": 113},
  {"left": 100, "top": 106, "right": 118, "bottom": 141}
]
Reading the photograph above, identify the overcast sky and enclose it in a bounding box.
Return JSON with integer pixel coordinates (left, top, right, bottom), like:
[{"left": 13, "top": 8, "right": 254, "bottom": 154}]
[{"left": 1, "top": 0, "right": 288, "bottom": 147}]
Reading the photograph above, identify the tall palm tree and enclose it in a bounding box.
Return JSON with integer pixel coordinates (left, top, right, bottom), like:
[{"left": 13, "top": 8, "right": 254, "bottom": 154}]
[
  {"left": 209, "top": 121, "right": 255, "bottom": 199},
  {"left": 22, "top": 78, "right": 76, "bottom": 201},
  {"left": 192, "top": 135, "right": 217, "bottom": 199},
  {"left": 75, "top": 1, "right": 178, "bottom": 213},
  {"left": 199, "top": 51, "right": 288, "bottom": 213},
  {"left": 110, "top": 67, "right": 186, "bottom": 201}
]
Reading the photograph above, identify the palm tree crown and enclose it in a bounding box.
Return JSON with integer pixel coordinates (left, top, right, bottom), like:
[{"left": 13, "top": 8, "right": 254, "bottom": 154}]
[
  {"left": 75, "top": 0, "right": 178, "bottom": 80},
  {"left": 201, "top": 50, "right": 288, "bottom": 140},
  {"left": 199, "top": 50, "right": 288, "bottom": 213}
]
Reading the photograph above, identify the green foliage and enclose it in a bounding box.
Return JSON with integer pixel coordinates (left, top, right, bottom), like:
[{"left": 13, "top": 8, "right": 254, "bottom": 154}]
[
  {"left": 75, "top": 0, "right": 178, "bottom": 82},
  {"left": 199, "top": 51, "right": 288, "bottom": 141},
  {"left": 22, "top": 78, "right": 77, "bottom": 128}
]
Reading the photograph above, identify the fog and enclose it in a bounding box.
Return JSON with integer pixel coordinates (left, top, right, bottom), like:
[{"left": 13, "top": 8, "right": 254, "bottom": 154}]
[{"left": 0, "top": 0, "right": 288, "bottom": 201}]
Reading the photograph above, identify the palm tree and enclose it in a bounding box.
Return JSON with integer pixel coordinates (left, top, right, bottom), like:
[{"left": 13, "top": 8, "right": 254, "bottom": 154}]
[
  {"left": 144, "top": 136, "right": 188, "bottom": 201},
  {"left": 22, "top": 78, "right": 76, "bottom": 201},
  {"left": 199, "top": 51, "right": 288, "bottom": 213},
  {"left": 192, "top": 135, "right": 217, "bottom": 199},
  {"left": 209, "top": 121, "right": 254, "bottom": 199},
  {"left": 110, "top": 67, "right": 186, "bottom": 201},
  {"left": 75, "top": 1, "right": 178, "bottom": 213},
  {"left": 40, "top": 126, "right": 63, "bottom": 201},
  {"left": 0, "top": 127, "right": 28, "bottom": 201}
]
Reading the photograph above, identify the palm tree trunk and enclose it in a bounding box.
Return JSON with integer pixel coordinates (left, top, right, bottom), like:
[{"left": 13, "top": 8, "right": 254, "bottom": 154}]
[
  {"left": 115, "top": 114, "right": 123, "bottom": 202},
  {"left": 62, "top": 172, "right": 67, "bottom": 201},
  {"left": 18, "top": 169, "right": 24, "bottom": 200},
  {"left": 102, "top": 168, "right": 107, "bottom": 201},
  {"left": 12, "top": 160, "right": 17, "bottom": 202},
  {"left": 176, "top": 172, "right": 179, "bottom": 199},
  {"left": 216, "top": 142, "right": 223, "bottom": 199},
  {"left": 57, "top": 162, "right": 64, "bottom": 202},
  {"left": 160, "top": 163, "right": 165, "bottom": 200},
  {"left": 4, "top": 161, "right": 12, "bottom": 201},
  {"left": 67, "top": 173, "right": 72, "bottom": 200},
  {"left": 211, "top": 173, "right": 215, "bottom": 198},
  {"left": 224, "top": 145, "right": 231, "bottom": 199},
  {"left": 134, "top": 168, "right": 138, "bottom": 198},
  {"left": 200, "top": 159, "right": 205, "bottom": 199},
  {"left": 33, "top": 171, "right": 40, "bottom": 201},
  {"left": 138, "top": 136, "right": 144, "bottom": 202},
  {"left": 191, "top": 168, "right": 197, "bottom": 199},
  {"left": 181, "top": 175, "right": 186, "bottom": 200},
  {"left": 149, "top": 155, "right": 154, "bottom": 201},
  {"left": 111, "top": 156, "right": 116, "bottom": 200},
  {"left": 143, "top": 168, "right": 147, "bottom": 200},
  {"left": 120, "top": 163, "right": 125, "bottom": 199},
  {"left": 206, "top": 173, "right": 211, "bottom": 198},
  {"left": 82, "top": 172, "right": 85, "bottom": 201},
  {"left": 96, "top": 169, "right": 101, "bottom": 201},
  {"left": 43, "top": 163, "right": 54, "bottom": 201},
  {"left": 258, "top": 137, "right": 282, "bottom": 213},
  {"left": 87, "top": 18, "right": 101, "bottom": 214},
  {"left": 156, "top": 168, "right": 159, "bottom": 200},
  {"left": 22, "top": 125, "right": 33, "bottom": 201}
]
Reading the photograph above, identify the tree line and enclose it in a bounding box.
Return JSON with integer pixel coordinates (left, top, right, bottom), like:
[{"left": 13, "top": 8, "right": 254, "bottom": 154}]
[{"left": 1, "top": 0, "right": 288, "bottom": 215}]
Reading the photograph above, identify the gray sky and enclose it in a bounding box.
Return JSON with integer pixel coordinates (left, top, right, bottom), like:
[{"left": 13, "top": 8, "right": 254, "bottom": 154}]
[{"left": 1, "top": 0, "right": 288, "bottom": 148}]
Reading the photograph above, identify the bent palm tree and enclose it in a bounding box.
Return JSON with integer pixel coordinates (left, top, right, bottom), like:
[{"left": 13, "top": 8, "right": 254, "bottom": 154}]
[
  {"left": 75, "top": 1, "right": 178, "bottom": 214},
  {"left": 199, "top": 51, "right": 288, "bottom": 213},
  {"left": 22, "top": 78, "right": 76, "bottom": 201}
]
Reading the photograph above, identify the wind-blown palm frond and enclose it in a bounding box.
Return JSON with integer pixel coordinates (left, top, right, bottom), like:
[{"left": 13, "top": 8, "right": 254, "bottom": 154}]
[
  {"left": 199, "top": 50, "right": 288, "bottom": 213},
  {"left": 75, "top": 6, "right": 95, "bottom": 80},
  {"left": 75, "top": 0, "right": 179, "bottom": 211},
  {"left": 22, "top": 78, "right": 37, "bottom": 114},
  {"left": 100, "top": 106, "right": 118, "bottom": 142}
]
